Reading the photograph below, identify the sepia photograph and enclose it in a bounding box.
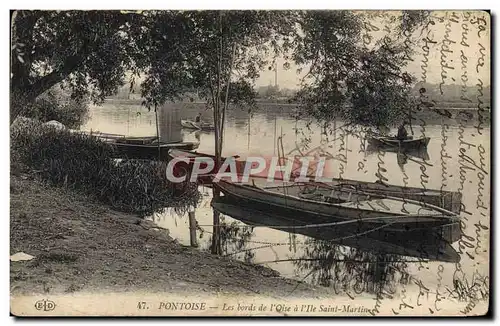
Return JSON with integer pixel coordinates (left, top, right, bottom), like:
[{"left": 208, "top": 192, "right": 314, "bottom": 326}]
[{"left": 8, "top": 7, "right": 491, "bottom": 317}]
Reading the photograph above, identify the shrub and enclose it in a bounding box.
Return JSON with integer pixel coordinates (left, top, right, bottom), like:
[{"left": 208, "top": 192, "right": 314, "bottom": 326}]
[
  {"left": 12, "top": 86, "right": 90, "bottom": 129},
  {"left": 11, "top": 122, "right": 200, "bottom": 217}
]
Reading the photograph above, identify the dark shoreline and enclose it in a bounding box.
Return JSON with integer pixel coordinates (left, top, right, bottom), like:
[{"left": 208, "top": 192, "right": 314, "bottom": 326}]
[
  {"left": 105, "top": 97, "right": 491, "bottom": 109},
  {"left": 103, "top": 98, "right": 491, "bottom": 126}
]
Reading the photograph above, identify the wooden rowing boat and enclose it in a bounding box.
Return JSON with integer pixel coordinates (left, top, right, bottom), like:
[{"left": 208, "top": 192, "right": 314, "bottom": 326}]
[
  {"left": 168, "top": 149, "right": 240, "bottom": 161},
  {"left": 166, "top": 150, "right": 462, "bottom": 212},
  {"left": 214, "top": 178, "right": 459, "bottom": 232},
  {"left": 181, "top": 119, "right": 215, "bottom": 131},
  {"left": 211, "top": 196, "right": 460, "bottom": 263},
  {"left": 167, "top": 146, "right": 461, "bottom": 214},
  {"left": 110, "top": 138, "right": 200, "bottom": 161},
  {"left": 367, "top": 136, "right": 430, "bottom": 151},
  {"left": 310, "top": 178, "right": 462, "bottom": 214}
]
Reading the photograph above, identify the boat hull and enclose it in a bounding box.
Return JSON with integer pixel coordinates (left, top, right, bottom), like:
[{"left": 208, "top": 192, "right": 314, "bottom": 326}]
[
  {"left": 214, "top": 179, "right": 458, "bottom": 232},
  {"left": 111, "top": 142, "right": 200, "bottom": 161}
]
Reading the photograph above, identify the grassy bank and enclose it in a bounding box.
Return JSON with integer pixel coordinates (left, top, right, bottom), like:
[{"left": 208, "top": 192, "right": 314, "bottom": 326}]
[
  {"left": 10, "top": 173, "right": 332, "bottom": 298},
  {"left": 9, "top": 117, "right": 337, "bottom": 299},
  {"left": 10, "top": 117, "right": 200, "bottom": 217}
]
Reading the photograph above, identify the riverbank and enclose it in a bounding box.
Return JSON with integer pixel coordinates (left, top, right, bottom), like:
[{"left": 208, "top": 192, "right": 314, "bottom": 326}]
[
  {"left": 106, "top": 97, "right": 491, "bottom": 109},
  {"left": 10, "top": 172, "right": 335, "bottom": 299},
  {"left": 103, "top": 98, "right": 491, "bottom": 126}
]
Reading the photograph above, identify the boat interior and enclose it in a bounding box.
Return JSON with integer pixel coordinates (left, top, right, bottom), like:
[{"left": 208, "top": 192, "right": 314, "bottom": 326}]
[
  {"left": 239, "top": 178, "right": 451, "bottom": 217},
  {"left": 264, "top": 183, "right": 374, "bottom": 204}
]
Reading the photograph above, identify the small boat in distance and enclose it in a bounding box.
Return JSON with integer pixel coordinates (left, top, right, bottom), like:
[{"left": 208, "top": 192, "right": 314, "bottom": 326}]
[
  {"left": 367, "top": 136, "right": 430, "bottom": 151},
  {"left": 181, "top": 119, "right": 215, "bottom": 131},
  {"left": 365, "top": 143, "right": 430, "bottom": 161},
  {"left": 214, "top": 178, "right": 459, "bottom": 233}
]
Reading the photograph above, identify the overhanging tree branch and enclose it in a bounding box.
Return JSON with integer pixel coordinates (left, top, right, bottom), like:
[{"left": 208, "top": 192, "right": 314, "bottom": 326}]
[{"left": 25, "top": 53, "right": 87, "bottom": 99}]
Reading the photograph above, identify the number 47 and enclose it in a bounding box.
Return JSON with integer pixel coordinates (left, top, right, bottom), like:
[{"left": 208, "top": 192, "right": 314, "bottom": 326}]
[{"left": 137, "top": 301, "right": 147, "bottom": 309}]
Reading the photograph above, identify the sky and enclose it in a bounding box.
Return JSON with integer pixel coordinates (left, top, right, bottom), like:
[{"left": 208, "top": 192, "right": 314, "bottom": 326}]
[{"left": 255, "top": 10, "right": 491, "bottom": 90}]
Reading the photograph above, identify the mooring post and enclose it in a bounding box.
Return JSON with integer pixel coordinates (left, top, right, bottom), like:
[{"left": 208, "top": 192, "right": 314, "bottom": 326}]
[{"left": 188, "top": 211, "right": 198, "bottom": 247}]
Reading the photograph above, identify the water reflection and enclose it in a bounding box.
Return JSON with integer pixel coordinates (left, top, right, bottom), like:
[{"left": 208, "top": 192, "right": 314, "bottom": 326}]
[
  {"left": 365, "top": 144, "right": 430, "bottom": 162},
  {"left": 211, "top": 195, "right": 460, "bottom": 294},
  {"left": 204, "top": 218, "right": 256, "bottom": 264},
  {"left": 211, "top": 196, "right": 460, "bottom": 262},
  {"left": 294, "top": 240, "right": 411, "bottom": 294}
]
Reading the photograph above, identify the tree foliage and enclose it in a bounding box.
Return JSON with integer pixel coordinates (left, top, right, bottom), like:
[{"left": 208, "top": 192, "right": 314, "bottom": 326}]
[
  {"left": 11, "top": 10, "right": 430, "bottom": 129},
  {"left": 10, "top": 10, "right": 145, "bottom": 122},
  {"left": 139, "top": 11, "right": 294, "bottom": 109},
  {"left": 289, "top": 10, "right": 430, "bottom": 128}
]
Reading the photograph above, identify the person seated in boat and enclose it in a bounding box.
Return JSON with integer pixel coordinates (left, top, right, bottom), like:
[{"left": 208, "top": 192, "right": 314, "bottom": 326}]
[
  {"left": 195, "top": 112, "right": 202, "bottom": 123},
  {"left": 396, "top": 121, "right": 409, "bottom": 140}
]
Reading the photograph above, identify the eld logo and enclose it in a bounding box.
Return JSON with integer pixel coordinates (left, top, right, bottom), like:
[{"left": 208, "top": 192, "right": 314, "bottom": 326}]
[{"left": 34, "top": 299, "right": 56, "bottom": 311}]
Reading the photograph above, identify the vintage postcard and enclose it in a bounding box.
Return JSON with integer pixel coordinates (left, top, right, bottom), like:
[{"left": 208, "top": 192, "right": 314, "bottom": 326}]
[{"left": 10, "top": 9, "right": 490, "bottom": 317}]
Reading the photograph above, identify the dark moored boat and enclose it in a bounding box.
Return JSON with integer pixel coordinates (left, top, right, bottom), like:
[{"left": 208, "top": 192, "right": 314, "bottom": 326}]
[
  {"left": 214, "top": 178, "right": 459, "bottom": 233},
  {"left": 367, "top": 136, "right": 430, "bottom": 151},
  {"left": 168, "top": 149, "right": 239, "bottom": 163},
  {"left": 211, "top": 196, "right": 460, "bottom": 263},
  {"left": 110, "top": 137, "right": 199, "bottom": 161}
]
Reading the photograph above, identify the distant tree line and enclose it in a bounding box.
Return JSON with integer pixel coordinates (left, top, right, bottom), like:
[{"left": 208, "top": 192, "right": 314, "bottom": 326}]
[{"left": 411, "top": 82, "right": 491, "bottom": 105}]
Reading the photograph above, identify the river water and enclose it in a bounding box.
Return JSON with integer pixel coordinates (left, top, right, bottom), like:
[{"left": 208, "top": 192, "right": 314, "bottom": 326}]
[{"left": 82, "top": 100, "right": 490, "bottom": 305}]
